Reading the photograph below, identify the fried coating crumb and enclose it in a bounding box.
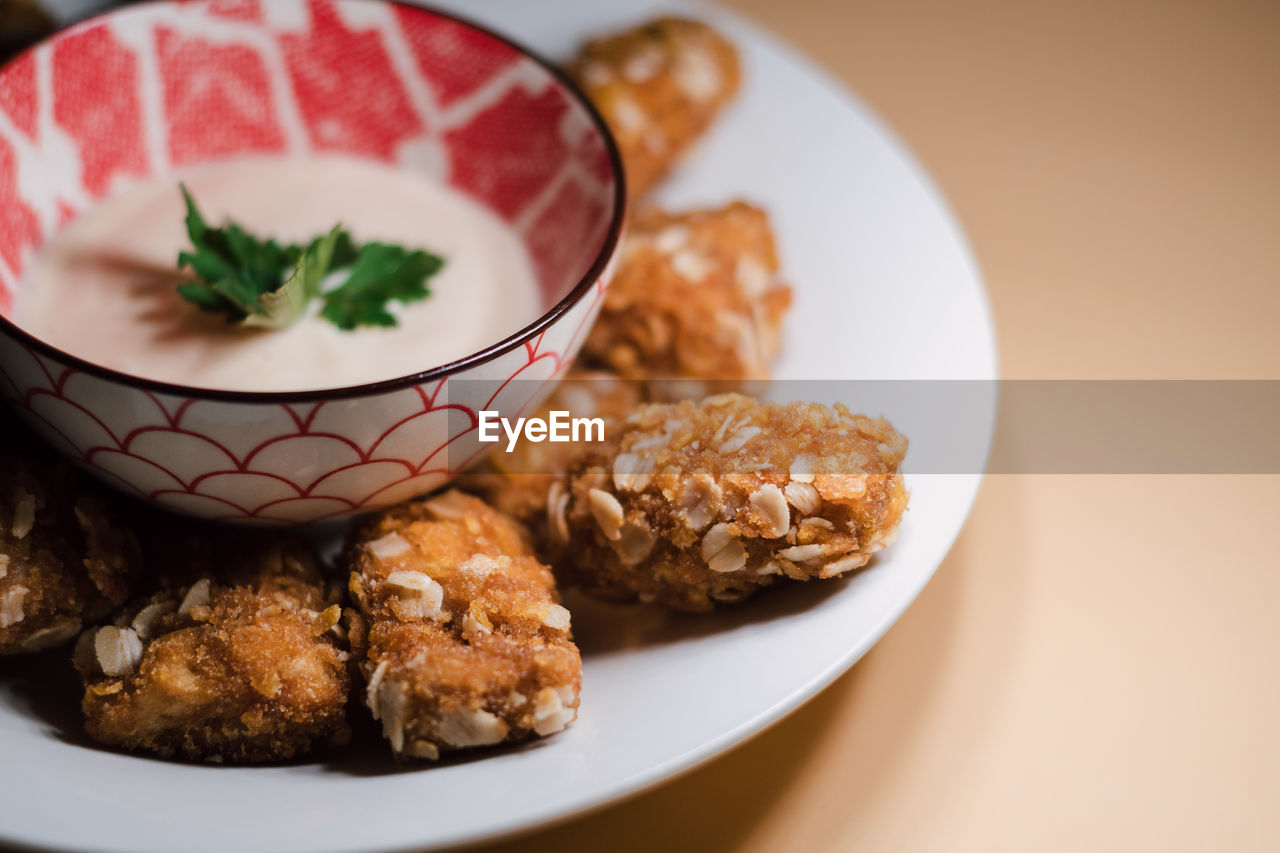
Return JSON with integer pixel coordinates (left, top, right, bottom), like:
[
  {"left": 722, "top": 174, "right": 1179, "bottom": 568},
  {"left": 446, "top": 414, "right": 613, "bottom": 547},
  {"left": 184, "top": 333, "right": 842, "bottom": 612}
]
[
  {"left": 580, "top": 203, "right": 792, "bottom": 392},
  {"left": 550, "top": 394, "right": 909, "bottom": 611},
  {"left": 347, "top": 490, "right": 581, "bottom": 760},
  {"left": 0, "top": 432, "right": 141, "bottom": 655},
  {"left": 569, "top": 17, "right": 740, "bottom": 198},
  {"left": 73, "top": 533, "right": 352, "bottom": 763},
  {"left": 457, "top": 370, "right": 644, "bottom": 535}
]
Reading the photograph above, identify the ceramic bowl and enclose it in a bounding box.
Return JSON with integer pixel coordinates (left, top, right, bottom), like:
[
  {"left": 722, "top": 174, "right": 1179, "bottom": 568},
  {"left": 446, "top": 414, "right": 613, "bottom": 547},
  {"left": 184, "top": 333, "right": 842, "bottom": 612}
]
[{"left": 0, "top": 0, "right": 624, "bottom": 524}]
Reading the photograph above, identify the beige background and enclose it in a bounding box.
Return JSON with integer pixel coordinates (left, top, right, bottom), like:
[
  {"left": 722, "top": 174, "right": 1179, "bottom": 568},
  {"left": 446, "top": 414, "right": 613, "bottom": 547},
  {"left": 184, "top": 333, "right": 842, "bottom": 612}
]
[{"left": 479, "top": 1, "right": 1280, "bottom": 850}]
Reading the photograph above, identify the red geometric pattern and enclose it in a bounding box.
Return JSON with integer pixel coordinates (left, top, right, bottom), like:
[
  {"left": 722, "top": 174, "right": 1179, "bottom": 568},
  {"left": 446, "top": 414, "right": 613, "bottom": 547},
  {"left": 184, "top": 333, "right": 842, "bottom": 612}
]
[
  {"left": 279, "top": 1, "right": 425, "bottom": 159},
  {"left": 200, "top": 0, "right": 262, "bottom": 22},
  {"left": 0, "top": 137, "right": 39, "bottom": 295},
  {"left": 526, "top": 178, "right": 611, "bottom": 306},
  {"left": 0, "top": 53, "right": 36, "bottom": 139},
  {"left": 445, "top": 85, "right": 572, "bottom": 221},
  {"left": 0, "top": 0, "right": 619, "bottom": 523},
  {"left": 157, "top": 27, "right": 288, "bottom": 164},
  {"left": 392, "top": 6, "right": 520, "bottom": 108},
  {"left": 51, "top": 25, "right": 149, "bottom": 198}
]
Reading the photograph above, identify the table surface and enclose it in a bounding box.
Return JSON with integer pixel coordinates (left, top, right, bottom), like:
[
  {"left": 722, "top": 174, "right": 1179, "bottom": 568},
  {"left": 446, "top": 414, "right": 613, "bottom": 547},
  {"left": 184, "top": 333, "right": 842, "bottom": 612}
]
[{"left": 476, "top": 1, "right": 1280, "bottom": 850}]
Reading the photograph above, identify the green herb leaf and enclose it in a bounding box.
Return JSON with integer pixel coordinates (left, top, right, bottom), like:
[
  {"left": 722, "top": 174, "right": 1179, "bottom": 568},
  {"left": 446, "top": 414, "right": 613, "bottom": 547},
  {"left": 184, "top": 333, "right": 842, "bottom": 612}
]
[
  {"left": 320, "top": 243, "right": 444, "bottom": 331},
  {"left": 174, "top": 185, "right": 444, "bottom": 332},
  {"left": 176, "top": 184, "right": 296, "bottom": 324},
  {"left": 244, "top": 226, "right": 342, "bottom": 329}
]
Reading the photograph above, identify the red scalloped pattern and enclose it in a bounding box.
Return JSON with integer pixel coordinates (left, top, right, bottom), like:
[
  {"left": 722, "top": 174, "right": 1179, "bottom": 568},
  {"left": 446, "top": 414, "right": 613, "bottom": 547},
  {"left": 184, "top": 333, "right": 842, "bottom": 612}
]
[{"left": 0, "top": 276, "right": 605, "bottom": 522}]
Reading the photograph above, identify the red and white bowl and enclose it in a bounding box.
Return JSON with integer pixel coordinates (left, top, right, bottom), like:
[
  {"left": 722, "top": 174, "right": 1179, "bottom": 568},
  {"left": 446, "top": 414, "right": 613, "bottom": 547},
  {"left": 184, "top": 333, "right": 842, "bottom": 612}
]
[{"left": 0, "top": 0, "right": 624, "bottom": 524}]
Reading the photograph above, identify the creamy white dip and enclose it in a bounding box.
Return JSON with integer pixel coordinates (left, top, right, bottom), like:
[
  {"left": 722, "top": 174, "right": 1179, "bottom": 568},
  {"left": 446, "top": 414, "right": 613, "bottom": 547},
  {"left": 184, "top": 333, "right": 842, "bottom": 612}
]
[{"left": 15, "top": 156, "right": 543, "bottom": 392}]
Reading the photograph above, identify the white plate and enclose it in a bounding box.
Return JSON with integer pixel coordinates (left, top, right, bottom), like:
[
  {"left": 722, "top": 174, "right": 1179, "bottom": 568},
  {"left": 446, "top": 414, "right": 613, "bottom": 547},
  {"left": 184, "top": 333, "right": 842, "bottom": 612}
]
[{"left": 0, "top": 1, "right": 996, "bottom": 850}]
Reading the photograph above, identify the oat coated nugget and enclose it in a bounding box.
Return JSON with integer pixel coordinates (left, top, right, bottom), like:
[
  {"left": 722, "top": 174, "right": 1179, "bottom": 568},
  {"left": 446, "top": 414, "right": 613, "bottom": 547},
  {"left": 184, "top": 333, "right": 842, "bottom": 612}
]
[
  {"left": 457, "top": 370, "right": 644, "bottom": 534},
  {"left": 0, "top": 443, "right": 141, "bottom": 654},
  {"left": 550, "top": 394, "right": 909, "bottom": 611},
  {"left": 348, "top": 490, "right": 580, "bottom": 760},
  {"left": 580, "top": 203, "right": 792, "bottom": 392},
  {"left": 569, "top": 17, "right": 740, "bottom": 198},
  {"left": 73, "top": 533, "right": 352, "bottom": 763}
]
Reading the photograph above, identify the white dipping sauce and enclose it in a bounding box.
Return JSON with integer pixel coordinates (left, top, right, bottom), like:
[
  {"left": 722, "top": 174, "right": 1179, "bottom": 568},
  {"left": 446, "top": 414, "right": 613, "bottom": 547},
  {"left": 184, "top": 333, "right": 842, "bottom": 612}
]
[{"left": 15, "top": 156, "right": 543, "bottom": 392}]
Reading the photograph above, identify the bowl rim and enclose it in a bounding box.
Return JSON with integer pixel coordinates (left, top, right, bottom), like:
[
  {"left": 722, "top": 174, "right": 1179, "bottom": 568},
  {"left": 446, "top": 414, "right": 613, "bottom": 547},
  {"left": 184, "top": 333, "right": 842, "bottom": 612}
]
[{"left": 0, "top": 0, "right": 627, "bottom": 404}]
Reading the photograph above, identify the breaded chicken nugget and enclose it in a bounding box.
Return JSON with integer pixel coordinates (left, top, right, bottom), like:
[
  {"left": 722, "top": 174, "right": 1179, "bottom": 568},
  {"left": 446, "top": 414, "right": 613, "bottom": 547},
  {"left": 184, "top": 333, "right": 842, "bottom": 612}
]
[
  {"left": 569, "top": 17, "right": 740, "bottom": 198},
  {"left": 0, "top": 432, "right": 140, "bottom": 654},
  {"left": 580, "top": 203, "right": 791, "bottom": 392},
  {"left": 73, "top": 532, "right": 352, "bottom": 763},
  {"left": 550, "top": 394, "right": 908, "bottom": 611},
  {"left": 457, "top": 370, "right": 644, "bottom": 534},
  {"left": 347, "top": 490, "right": 580, "bottom": 760}
]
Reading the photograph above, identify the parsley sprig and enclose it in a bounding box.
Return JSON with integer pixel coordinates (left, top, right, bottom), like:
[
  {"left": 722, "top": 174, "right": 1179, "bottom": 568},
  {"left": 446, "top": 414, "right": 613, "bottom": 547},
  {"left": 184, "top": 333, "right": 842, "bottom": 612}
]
[{"left": 175, "top": 185, "right": 444, "bottom": 331}]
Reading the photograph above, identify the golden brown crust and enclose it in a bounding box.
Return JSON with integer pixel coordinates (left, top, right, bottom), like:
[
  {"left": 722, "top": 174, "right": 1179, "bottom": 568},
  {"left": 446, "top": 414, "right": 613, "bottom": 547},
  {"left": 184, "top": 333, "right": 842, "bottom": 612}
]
[
  {"left": 580, "top": 203, "right": 792, "bottom": 390},
  {"left": 0, "top": 442, "right": 141, "bottom": 655},
  {"left": 347, "top": 490, "right": 580, "bottom": 760},
  {"left": 550, "top": 394, "right": 909, "bottom": 611},
  {"left": 456, "top": 370, "right": 645, "bottom": 535},
  {"left": 569, "top": 17, "right": 741, "bottom": 198},
  {"left": 74, "top": 533, "right": 351, "bottom": 763}
]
